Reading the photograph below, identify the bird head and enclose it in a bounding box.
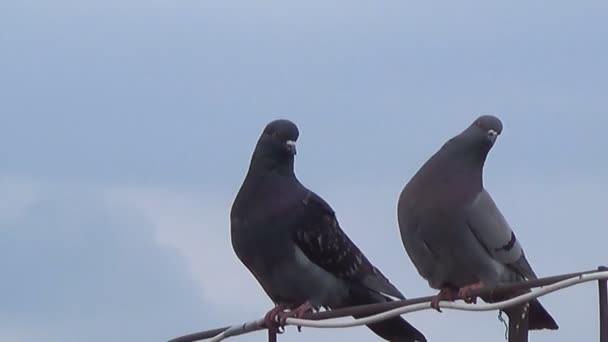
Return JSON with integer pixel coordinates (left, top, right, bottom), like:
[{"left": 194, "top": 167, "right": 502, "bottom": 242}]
[
  {"left": 456, "top": 115, "right": 503, "bottom": 150},
  {"left": 472, "top": 115, "right": 503, "bottom": 145},
  {"left": 441, "top": 115, "right": 503, "bottom": 164},
  {"left": 251, "top": 119, "right": 300, "bottom": 169}
]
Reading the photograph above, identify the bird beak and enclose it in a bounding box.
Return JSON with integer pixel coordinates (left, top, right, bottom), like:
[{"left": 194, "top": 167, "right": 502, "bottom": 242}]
[
  {"left": 285, "top": 140, "right": 297, "bottom": 155},
  {"left": 487, "top": 129, "right": 498, "bottom": 143}
]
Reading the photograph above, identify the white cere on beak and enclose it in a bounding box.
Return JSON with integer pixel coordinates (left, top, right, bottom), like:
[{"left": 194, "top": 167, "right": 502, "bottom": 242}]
[
  {"left": 488, "top": 129, "right": 498, "bottom": 137},
  {"left": 286, "top": 140, "right": 296, "bottom": 147}
]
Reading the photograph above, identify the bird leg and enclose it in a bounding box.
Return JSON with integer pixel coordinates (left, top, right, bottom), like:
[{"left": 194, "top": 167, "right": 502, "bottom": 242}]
[
  {"left": 263, "top": 303, "right": 290, "bottom": 331},
  {"left": 277, "top": 301, "right": 315, "bottom": 332},
  {"left": 458, "top": 282, "right": 485, "bottom": 304},
  {"left": 431, "top": 287, "right": 458, "bottom": 312}
]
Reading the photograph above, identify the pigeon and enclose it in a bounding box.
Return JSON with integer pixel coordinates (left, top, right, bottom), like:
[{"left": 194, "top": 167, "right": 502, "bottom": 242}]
[
  {"left": 231, "top": 119, "right": 427, "bottom": 342},
  {"left": 397, "top": 115, "right": 558, "bottom": 330}
]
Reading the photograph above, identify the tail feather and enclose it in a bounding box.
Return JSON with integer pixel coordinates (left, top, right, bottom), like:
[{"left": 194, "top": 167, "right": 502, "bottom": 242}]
[
  {"left": 344, "top": 288, "right": 427, "bottom": 342},
  {"left": 359, "top": 314, "right": 427, "bottom": 342}
]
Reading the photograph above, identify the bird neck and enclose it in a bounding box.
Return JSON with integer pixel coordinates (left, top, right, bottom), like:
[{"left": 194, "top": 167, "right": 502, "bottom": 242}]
[
  {"left": 443, "top": 136, "right": 489, "bottom": 165},
  {"left": 426, "top": 142, "right": 487, "bottom": 190},
  {"left": 249, "top": 154, "right": 295, "bottom": 177},
  {"left": 231, "top": 158, "right": 298, "bottom": 219}
]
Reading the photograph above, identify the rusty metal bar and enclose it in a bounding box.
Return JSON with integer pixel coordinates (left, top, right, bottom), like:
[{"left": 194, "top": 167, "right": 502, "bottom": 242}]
[
  {"left": 168, "top": 268, "right": 606, "bottom": 342},
  {"left": 168, "top": 327, "right": 230, "bottom": 342},
  {"left": 307, "top": 295, "right": 437, "bottom": 321},
  {"left": 305, "top": 268, "right": 602, "bottom": 322},
  {"left": 599, "top": 266, "right": 608, "bottom": 342},
  {"left": 507, "top": 303, "right": 529, "bottom": 342},
  {"left": 268, "top": 329, "right": 277, "bottom": 342}
]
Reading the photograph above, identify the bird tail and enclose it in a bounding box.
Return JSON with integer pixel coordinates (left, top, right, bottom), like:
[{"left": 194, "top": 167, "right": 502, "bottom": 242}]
[
  {"left": 346, "top": 289, "right": 427, "bottom": 342},
  {"left": 503, "top": 298, "right": 559, "bottom": 330}
]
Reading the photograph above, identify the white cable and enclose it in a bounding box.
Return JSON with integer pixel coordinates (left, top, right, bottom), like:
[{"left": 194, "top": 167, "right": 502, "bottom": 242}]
[
  {"left": 208, "top": 271, "right": 608, "bottom": 341},
  {"left": 208, "top": 319, "right": 264, "bottom": 342},
  {"left": 287, "top": 271, "right": 608, "bottom": 328}
]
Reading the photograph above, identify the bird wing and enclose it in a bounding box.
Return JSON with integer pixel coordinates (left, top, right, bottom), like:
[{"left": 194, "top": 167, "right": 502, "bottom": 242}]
[
  {"left": 291, "top": 190, "right": 405, "bottom": 299},
  {"left": 466, "top": 189, "right": 537, "bottom": 280}
]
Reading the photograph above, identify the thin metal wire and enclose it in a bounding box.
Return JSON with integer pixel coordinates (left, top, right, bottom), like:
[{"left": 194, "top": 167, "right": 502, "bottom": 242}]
[
  {"left": 302, "top": 268, "right": 604, "bottom": 322},
  {"left": 206, "top": 319, "right": 264, "bottom": 342},
  {"left": 286, "top": 271, "right": 608, "bottom": 329},
  {"left": 168, "top": 328, "right": 231, "bottom": 342},
  {"left": 168, "top": 268, "right": 608, "bottom": 342},
  {"left": 498, "top": 310, "right": 508, "bottom": 340}
]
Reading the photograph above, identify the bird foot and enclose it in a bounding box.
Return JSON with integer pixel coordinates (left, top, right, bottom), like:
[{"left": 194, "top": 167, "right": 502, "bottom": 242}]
[
  {"left": 277, "top": 302, "right": 314, "bottom": 332},
  {"left": 458, "top": 282, "right": 484, "bottom": 304},
  {"left": 431, "top": 287, "right": 458, "bottom": 312},
  {"left": 263, "top": 304, "right": 290, "bottom": 331}
]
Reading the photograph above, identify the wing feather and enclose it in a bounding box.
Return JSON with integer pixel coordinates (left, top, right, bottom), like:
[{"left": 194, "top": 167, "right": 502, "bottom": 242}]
[
  {"left": 467, "top": 189, "right": 537, "bottom": 279},
  {"left": 292, "top": 191, "right": 405, "bottom": 299}
]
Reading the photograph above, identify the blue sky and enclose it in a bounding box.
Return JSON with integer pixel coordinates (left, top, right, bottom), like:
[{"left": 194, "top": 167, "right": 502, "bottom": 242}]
[{"left": 1, "top": 1, "right": 607, "bottom": 341}]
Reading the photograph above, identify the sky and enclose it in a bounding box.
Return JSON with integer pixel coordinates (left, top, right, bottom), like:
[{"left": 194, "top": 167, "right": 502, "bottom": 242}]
[{"left": 1, "top": 1, "right": 607, "bottom": 341}]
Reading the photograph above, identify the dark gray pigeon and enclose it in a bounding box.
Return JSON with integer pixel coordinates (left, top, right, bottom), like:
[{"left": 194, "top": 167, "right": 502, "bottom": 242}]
[
  {"left": 231, "top": 119, "right": 427, "bottom": 342},
  {"left": 397, "top": 115, "right": 558, "bottom": 330}
]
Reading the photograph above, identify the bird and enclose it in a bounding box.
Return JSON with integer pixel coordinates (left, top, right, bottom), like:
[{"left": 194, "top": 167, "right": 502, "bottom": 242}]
[
  {"left": 397, "top": 115, "right": 558, "bottom": 330},
  {"left": 231, "top": 119, "right": 427, "bottom": 342}
]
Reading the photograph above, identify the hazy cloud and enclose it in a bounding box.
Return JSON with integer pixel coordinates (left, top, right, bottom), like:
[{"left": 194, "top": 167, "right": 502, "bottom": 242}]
[
  {"left": 0, "top": 182, "right": 208, "bottom": 342},
  {"left": 1, "top": 1, "right": 606, "bottom": 341}
]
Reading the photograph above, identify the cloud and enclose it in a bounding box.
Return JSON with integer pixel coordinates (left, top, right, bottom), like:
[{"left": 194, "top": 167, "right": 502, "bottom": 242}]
[
  {"left": 0, "top": 178, "right": 41, "bottom": 221},
  {"left": 0, "top": 180, "right": 208, "bottom": 342},
  {"left": 0, "top": 332, "right": 23, "bottom": 342},
  {"left": 104, "top": 187, "right": 271, "bottom": 314}
]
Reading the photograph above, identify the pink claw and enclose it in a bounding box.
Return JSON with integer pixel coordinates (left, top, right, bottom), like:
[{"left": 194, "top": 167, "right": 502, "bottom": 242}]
[
  {"left": 458, "top": 282, "right": 484, "bottom": 304},
  {"left": 263, "top": 304, "right": 289, "bottom": 330},
  {"left": 431, "top": 287, "right": 458, "bottom": 312}
]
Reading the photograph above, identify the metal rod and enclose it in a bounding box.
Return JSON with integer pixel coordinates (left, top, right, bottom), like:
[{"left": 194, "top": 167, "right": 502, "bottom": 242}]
[
  {"left": 268, "top": 329, "right": 277, "bottom": 342},
  {"left": 305, "top": 268, "right": 603, "bottom": 322},
  {"left": 167, "top": 327, "right": 230, "bottom": 342},
  {"left": 507, "top": 303, "right": 530, "bottom": 342},
  {"left": 168, "top": 268, "right": 606, "bottom": 342},
  {"left": 599, "top": 266, "right": 608, "bottom": 342}
]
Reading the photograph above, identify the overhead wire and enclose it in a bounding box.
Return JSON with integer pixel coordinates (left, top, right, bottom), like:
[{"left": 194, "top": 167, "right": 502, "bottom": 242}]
[{"left": 202, "top": 270, "right": 608, "bottom": 341}]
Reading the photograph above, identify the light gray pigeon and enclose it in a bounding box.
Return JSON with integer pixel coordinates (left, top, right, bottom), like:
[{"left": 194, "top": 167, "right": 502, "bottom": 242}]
[
  {"left": 397, "top": 115, "right": 558, "bottom": 330},
  {"left": 231, "top": 119, "right": 427, "bottom": 342}
]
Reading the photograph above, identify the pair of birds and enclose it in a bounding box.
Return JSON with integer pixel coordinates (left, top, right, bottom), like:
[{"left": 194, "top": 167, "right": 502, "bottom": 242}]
[{"left": 230, "top": 115, "right": 558, "bottom": 341}]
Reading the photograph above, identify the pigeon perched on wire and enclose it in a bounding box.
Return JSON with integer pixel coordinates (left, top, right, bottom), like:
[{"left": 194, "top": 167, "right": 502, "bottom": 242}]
[
  {"left": 397, "top": 115, "right": 558, "bottom": 330},
  {"left": 231, "top": 119, "right": 427, "bottom": 342}
]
